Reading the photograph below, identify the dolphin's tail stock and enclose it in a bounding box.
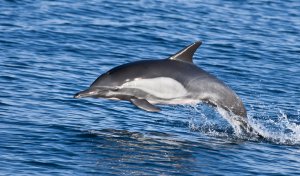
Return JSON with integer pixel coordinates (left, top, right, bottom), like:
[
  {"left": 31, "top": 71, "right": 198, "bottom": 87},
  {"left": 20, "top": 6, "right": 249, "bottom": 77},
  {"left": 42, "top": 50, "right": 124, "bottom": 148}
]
[
  {"left": 216, "top": 107, "right": 263, "bottom": 139},
  {"left": 237, "top": 117, "right": 263, "bottom": 138}
]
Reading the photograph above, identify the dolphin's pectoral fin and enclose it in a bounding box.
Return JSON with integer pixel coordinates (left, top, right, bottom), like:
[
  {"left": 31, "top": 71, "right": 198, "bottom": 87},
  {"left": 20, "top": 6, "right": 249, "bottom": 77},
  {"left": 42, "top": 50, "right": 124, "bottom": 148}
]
[{"left": 130, "top": 99, "right": 161, "bottom": 112}]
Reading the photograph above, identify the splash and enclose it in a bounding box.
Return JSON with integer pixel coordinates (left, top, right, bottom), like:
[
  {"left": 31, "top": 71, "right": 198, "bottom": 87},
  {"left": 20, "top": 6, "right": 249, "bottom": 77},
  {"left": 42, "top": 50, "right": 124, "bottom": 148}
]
[
  {"left": 187, "top": 105, "right": 236, "bottom": 138},
  {"left": 187, "top": 105, "right": 300, "bottom": 145},
  {"left": 248, "top": 109, "right": 300, "bottom": 145}
]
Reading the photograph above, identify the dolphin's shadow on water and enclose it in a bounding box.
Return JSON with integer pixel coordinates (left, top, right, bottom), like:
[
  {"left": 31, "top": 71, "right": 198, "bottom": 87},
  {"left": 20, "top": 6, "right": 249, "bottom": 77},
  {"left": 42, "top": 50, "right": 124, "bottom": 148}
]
[{"left": 77, "top": 128, "right": 244, "bottom": 175}]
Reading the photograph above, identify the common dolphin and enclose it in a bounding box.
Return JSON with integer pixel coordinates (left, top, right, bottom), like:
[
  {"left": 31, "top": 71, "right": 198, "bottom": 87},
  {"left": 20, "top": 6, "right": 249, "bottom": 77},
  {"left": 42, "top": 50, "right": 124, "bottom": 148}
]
[{"left": 74, "top": 41, "right": 258, "bottom": 136}]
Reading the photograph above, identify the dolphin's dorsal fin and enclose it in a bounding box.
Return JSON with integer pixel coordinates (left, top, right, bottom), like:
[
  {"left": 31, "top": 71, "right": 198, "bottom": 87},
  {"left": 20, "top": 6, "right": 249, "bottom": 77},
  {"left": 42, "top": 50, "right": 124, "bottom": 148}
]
[{"left": 169, "top": 41, "right": 202, "bottom": 64}]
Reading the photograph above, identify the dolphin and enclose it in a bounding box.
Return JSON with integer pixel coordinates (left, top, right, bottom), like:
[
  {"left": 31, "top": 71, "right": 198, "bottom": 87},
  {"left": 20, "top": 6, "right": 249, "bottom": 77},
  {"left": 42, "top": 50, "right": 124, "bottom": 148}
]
[{"left": 74, "top": 41, "right": 258, "bottom": 136}]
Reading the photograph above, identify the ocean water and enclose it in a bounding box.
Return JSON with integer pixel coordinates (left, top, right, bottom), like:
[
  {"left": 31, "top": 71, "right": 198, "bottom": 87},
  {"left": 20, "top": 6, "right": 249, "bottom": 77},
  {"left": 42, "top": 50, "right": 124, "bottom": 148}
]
[{"left": 1, "top": 0, "right": 300, "bottom": 175}]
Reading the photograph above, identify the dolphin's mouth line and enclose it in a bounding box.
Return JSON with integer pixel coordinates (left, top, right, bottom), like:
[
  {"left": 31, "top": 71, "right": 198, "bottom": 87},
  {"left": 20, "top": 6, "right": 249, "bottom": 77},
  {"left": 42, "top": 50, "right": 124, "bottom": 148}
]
[{"left": 74, "top": 86, "right": 122, "bottom": 99}]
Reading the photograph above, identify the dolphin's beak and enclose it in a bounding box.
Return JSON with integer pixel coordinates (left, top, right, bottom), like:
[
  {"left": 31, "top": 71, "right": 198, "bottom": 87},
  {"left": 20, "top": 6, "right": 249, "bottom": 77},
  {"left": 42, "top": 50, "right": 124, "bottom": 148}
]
[
  {"left": 74, "top": 86, "right": 119, "bottom": 99},
  {"left": 73, "top": 88, "right": 98, "bottom": 99},
  {"left": 73, "top": 92, "right": 83, "bottom": 98}
]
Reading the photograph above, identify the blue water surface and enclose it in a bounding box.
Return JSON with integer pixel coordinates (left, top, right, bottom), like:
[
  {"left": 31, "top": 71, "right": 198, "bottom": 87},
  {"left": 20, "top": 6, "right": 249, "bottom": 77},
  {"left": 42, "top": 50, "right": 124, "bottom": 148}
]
[{"left": 1, "top": 0, "right": 300, "bottom": 175}]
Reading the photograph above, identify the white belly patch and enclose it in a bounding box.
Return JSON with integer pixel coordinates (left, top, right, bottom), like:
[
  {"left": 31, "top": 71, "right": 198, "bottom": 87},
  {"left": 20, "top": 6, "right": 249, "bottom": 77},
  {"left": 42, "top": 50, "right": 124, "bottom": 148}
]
[{"left": 120, "top": 77, "right": 187, "bottom": 99}]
